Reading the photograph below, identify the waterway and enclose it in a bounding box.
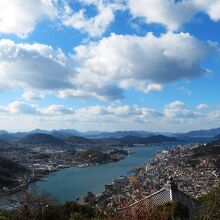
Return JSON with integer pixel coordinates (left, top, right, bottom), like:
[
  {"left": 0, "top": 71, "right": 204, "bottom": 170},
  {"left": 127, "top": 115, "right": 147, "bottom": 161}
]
[{"left": 0, "top": 146, "right": 164, "bottom": 206}]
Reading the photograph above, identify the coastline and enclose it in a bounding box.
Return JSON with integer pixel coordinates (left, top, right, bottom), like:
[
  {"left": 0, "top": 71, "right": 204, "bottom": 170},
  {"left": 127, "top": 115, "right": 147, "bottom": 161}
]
[
  {"left": 0, "top": 146, "right": 164, "bottom": 208},
  {"left": 84, "top": 143, "right": 220, "bottom": 210},
  {"left": 0, "top": 149, "right": 132, "bottom": 196},
  {"left": 77, "top": 147, "right": 166, "bottom": 206}
]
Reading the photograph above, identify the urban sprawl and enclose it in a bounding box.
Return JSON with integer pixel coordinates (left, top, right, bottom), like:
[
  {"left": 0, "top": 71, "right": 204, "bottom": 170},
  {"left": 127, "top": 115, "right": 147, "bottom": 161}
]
[
  {"left": 80, "top": 143, "right": 219, "bottom": 210},
  {"left": 1, "top": 143, "right": 219, "bottom": 212}
]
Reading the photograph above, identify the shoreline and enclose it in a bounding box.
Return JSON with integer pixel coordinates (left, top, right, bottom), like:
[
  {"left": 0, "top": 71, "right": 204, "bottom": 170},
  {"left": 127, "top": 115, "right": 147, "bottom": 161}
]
[
  {"left": 0, "top": 149, "right": 132, "bottom": 196},
  {"left": 85, "top": 143, "right": 220, "bottom": 210},
  {"left": 77, "top": 148, "right": 165, "bottom": 206},
  {"left": 0, "top": 146, "right": 164, "bottom": 209}
]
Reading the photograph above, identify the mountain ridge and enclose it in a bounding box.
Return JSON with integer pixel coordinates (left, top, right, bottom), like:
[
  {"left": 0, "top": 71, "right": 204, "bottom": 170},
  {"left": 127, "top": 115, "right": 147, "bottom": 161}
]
[
  {"left": 0, "top": 127, "right": 220, "bottom": 142},
  {"left": 20, "top": 133, "right": 65, "bottom": 145}
]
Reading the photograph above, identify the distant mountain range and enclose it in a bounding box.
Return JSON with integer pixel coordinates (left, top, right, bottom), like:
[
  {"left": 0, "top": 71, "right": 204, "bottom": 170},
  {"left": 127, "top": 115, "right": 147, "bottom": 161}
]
[
  {"left": 0, "top": 129, "right": 161, "bottom": 140},
  {"left": 0, "top": 127, "right": 220, "bottom": 144},
  {"left": 12, "top": 133, "right": 181, "bottom": 146},
  {"left": 176, "top": 127, "right": 220, "bottom": 138}
]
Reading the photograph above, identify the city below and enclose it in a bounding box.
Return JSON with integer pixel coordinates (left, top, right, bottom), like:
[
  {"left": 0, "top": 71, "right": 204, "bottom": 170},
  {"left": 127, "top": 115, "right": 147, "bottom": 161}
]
[{"left": 0, "top": 127, "right": 219, "bottom": 216}]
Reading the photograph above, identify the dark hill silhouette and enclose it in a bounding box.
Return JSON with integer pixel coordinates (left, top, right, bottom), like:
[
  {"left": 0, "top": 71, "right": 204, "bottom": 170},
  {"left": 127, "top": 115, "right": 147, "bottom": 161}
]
[
  {"left": 0, "top": 156, "right": 27, "bottom": 187},
  {"left": 0, "top": 139, "right": 9, "bottom": 148},
  {"left": 119, "top": 135, "right": 180, "bottom": 145},
  {"left": 65, "top": 136, "right": 98, "bottom": 144},
  {"left": 20, "top": 133, "right": 65, "bottom": 145},
  {"left": 193, "top": 140, "right": 220, "bottom": 157},
  {"left": 213, "top": 133, "right": 220, "bottom": 140},
  {"left": 183, "top": 127, "right": 220, "bottom": 138}
]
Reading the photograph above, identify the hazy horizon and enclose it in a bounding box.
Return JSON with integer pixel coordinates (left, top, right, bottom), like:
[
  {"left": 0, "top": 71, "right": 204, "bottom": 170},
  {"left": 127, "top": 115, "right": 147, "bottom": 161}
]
[{"left": 1, "top": 126, "right": 220, "bottom": 135}]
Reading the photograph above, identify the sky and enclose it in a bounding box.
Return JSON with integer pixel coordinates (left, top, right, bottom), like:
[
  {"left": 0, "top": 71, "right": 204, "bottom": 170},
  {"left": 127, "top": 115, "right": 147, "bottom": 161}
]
[{"left": 0, "top": 0, "right": 220, "bottom": 132}]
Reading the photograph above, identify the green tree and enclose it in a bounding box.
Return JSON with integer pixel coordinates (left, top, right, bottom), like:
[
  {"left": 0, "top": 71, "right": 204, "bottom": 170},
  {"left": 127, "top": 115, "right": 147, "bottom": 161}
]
[
  {"left": 197, "top": 186, "right": 220, "bottom": 220},
  {"left": 0, "top": 209, "right": 8, "bottom": 220}
]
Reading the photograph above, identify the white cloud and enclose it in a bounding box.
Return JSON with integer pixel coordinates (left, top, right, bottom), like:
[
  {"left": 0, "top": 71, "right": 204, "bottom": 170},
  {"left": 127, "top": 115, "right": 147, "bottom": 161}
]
[
  {"left": 42, "top": 105, "right": 75, "bottom": 115},
  {"left": 128, "top": 0, "right": 220, "bottom": 31},
  {"left": 62, "top": 5, "right": 114, "bottom": 37},
  {"left": 193, "top": 0, "right": 220, "bottom": 21},
  {"left": 7, "top": 101, "right": 40, "bottom": 115},
  {"left": 61, "top": 0, "right": 125, "bottom": 37},
  {"left": 58, "top": 86, "right": 124, "bottom": 101},
  {"left": 0, "top": 39, "right": 123, "bottom": 101},
  {"left": 0, "top": 39, "right": 73, "bottom": 91},
  {"left": 0, "top": 100, "right": 219, "bottom": 132},
  {"left": 0, "top": 0, "right": 126, "bottom": 38},
  {"left": 1, "top": 0, "right": 219, "bottom": 39},
  {"left": 0, "top": 101, "right": 162, "bottom": 122},
  {"left": 119, "top": 80, "right": 163, "bottom": 93},
  {"left": 73, "top": 32, "right": 209, "bottom": 96},
  {"left": 164, "top": 100, "right": 201, "bottom": 119},
  {"left": 0, "top": 0, "right": 57, "bottom": 38},
  {"left": 0, "top": 29, "right": 216, "bottom": 101},
  {"left": 0, "top": 102, "right": 75, "bottom": 116},
  {"left": 128, "top": 0, "right": 195, "bottom": 30},
  {"left": 0, "top": 31, "right": 213, "bottom": 101},
  {"left": 22, "top": 91, "right": 45, "bottom": 101},
  {"left": 197, "top": 103, "right": 208, "bottom": 110}
]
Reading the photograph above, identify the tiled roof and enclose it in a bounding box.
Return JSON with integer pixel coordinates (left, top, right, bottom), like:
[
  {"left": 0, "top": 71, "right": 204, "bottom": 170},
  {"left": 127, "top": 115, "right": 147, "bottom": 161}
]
[
  {"left": 120, "top": 178, "right": 201, "bottom": 219},
  {"left": 129, "top": 188, "right": 171, "bottom": 209}
]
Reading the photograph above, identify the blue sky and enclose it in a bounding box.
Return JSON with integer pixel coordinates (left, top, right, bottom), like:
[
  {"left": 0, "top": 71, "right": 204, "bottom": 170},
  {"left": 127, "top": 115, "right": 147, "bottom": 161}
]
[{"left": 0, "top": 0, "right": 220, "bottom": 132}]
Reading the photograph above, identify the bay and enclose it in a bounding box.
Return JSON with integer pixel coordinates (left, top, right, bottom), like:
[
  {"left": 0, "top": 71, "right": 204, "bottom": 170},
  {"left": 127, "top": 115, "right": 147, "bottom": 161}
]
[{"left": 0, "top": 146, "right": 164, "bottom": 206}]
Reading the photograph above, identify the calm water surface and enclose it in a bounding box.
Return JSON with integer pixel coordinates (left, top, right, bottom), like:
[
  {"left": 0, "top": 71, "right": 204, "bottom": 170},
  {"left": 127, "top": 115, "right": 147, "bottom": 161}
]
[{"left": 0, "top": 146, "right": 164, "bottom": 206}]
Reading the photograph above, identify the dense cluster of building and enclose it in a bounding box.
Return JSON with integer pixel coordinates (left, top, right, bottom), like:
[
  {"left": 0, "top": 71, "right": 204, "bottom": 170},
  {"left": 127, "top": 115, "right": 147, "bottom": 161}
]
[{"left": 80, "top": 143, "right": 219, "bottom": 211}]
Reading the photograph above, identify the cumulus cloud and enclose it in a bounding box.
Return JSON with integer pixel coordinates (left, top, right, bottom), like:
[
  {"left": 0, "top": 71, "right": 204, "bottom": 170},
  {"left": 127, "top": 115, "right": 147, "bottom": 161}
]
[
  {"left": 194, "top": 0, "right": 220, "bottom": 21},
  {"left": 73, "top": 32, "right": 209, "bottom": 96},
  {"left": 58, "top": 86, "right": 124, "bottom": 101},
  {"left": 197, "top": 103, "right": 208, "bottom": 110},
  {"left": 0, "top": 100, "right": 202, "bottom": 121},
  {"left": 6, "top": 101, "right": 40, "bottom": 115},
  {"left": 42, "top": 105, "right": 75, "bottom": 115},
  {"left": 62, "top": 4, "right": 114, "bottom": 38},
  {"left": 128, "top": 0, "right": 220, "bottom": 30},
  {"left": 0, "top": 101, "right": 163, "bottom": 127},
  {"left": 61, "top": 0, "right": 125, "bottom": 37},
  {"left": 0, "top": 31, "right": 213, "bottom": 101},
  {"left": 0, "top": 102, "right": 75, "bottom": 116},
  {"left": 128, "top": 0, "right": 195, "bottom": 30},
  {"left": 22, "top": 91, "right": 45, "bottom": 101},
  {"left": 0, "top": 39, "right": 123, "bottom": 101},
  {"left": 0, "top": 39, "right": 73, "bottom": 91},
  {"left": 0, "top": 101, "right": 161, "bottom": 120},
  {"left": 1, "top": 0, "right": 220, "bottom": 39},
  {"left": 0, "top": 0, "right": 57, "bottom": 38},
  {"left": 0, "top": 0, "right": 125, "bottom": 38},
  {"left": 0, "top": 100, "right": 219, "bottom": 132},
  {"left": 164, "top": 100, "right": 201, "bottom": 119}
]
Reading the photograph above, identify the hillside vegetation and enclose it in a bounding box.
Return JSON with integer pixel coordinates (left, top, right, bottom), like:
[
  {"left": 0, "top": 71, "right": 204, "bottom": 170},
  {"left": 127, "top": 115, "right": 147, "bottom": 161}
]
[
  {"left": 192, "top": 140, "right": 220, "bottom": 171},
  {"left": 20, "top": 133, "right": 65, "bottom": 146},
  {"left": 0, "top": 156, "right": 27, "bottom": 188}
]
